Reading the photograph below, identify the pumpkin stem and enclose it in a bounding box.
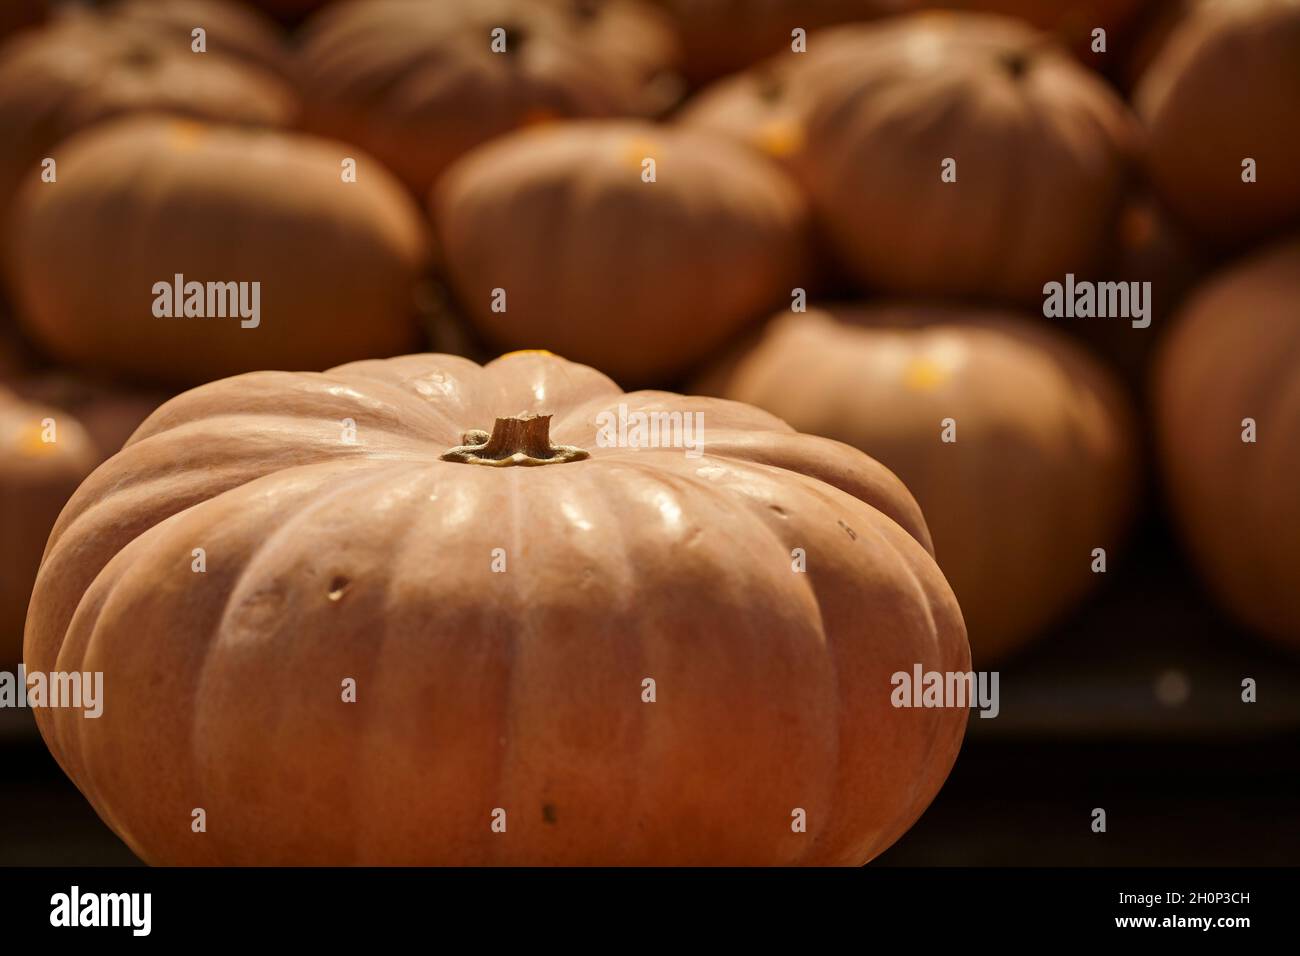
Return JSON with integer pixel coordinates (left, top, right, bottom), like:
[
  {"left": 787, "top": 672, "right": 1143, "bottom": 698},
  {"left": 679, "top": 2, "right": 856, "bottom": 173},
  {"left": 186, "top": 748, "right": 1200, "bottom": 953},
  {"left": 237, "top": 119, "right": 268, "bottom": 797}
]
[{"left": 441, "top": 414, "right": 590, "bottom": 467}]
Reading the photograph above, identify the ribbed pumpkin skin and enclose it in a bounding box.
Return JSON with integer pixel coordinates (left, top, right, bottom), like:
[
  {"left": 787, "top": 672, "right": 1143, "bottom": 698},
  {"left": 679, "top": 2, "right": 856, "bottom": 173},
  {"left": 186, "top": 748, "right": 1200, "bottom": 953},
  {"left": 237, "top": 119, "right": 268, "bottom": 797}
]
[
  {"left": 1135, "top": 0, "right": 1300, "bottom": 246},
  {"left": 26, "top": 352, "right": 968, "bottom": 866},
  {"left": 794, "top": 14, "right": 1137, "bottom": 305},
  {"left": 296, "top": 0, "right": 636, "bottom": 195},
  {"left": 696, "top": 306, "right": 1138, "bottom": 663},
  {"left": 1154, "top": 238, "right": 1300, "bottom": 646},
  {"left": 0, "top": 387, "right": 97, "bottom": 664},
  {"left": 0, "top": 11, "right": 296, "bottom": 225},
  {"left": 434, "top": 122, "right": 809, "bottom": 384},
  {"left": 6, "top": 116, "right": 430, "bottom": 388}
]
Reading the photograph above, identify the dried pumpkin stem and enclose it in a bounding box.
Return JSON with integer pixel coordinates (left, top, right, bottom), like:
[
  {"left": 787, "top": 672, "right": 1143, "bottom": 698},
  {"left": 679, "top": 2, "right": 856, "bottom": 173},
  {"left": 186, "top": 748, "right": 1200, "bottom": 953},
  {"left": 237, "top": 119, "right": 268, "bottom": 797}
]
[{"left": 440, "top": 413, "right": 589, "bottom": 467}]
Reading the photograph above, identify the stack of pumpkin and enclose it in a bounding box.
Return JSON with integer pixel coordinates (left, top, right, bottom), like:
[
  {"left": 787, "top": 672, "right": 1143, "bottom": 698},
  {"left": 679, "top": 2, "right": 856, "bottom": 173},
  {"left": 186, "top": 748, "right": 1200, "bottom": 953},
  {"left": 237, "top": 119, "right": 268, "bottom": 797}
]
[{"left": 0, "top": 0, "right": 1296, "bottom": 866}]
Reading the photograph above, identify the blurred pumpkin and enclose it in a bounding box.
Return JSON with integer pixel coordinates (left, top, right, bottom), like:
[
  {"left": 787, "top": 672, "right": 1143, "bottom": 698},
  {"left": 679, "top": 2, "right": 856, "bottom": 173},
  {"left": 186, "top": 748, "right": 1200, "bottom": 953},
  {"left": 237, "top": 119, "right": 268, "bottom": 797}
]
[
  {"left": 649, "top": 0, "right": 897, "bottom": 84},
  {"left": 0, "top": 9, "right": 297, "bottom": 226},
  {"left": 920, "top": 1, "right": 1149, "bottom": 67},
  {"left": 4, "top": 374, "right": 165, "bottom": 461},
  {"left": 1135, "top": 0, "right": 1300, "bottom": 247},
  {"left": 696, "top": 304, "right": 1139, "bottom": 662},
  {"left": 5, "top": 116, "right": 430, "bottom": 387},
  {"left": 675, "top": 45, "right": 845, "bottom": 169},
  {"left": 433, "top": 121, "right": 810, "bottom": 384},
  {"left": 0, "top": 385, "right": 97, "bottom": 664},
  {"left": 1154, "top": 237, "right": 1300, "bottom": 647},
  {"left": 296, "top": 0, "right": 668, "bottom": 196},
  {"left": 549, "top": 0, "right": 686, "bottom": 115},
  {"left": 27, "top": 350, "right": 968, "bottom": 865},
  {"left": 105, "top": 0, "right": 289, "bottom": 78},
  {"left": 792, "top": 14, "right": 1138, "bottom": 305}
]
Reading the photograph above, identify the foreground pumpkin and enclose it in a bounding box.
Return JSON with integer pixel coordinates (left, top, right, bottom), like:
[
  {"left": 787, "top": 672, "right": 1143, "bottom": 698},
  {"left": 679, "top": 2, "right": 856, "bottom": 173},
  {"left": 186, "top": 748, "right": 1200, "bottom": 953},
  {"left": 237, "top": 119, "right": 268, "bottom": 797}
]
[
  {"left": 1135, "top": 0, "right": 1300, "bottom": 247},
  {"left": 696, "top": 305, "right": 1138, "bottom": 662},
  {"left": 0, "top": 386, "right": 97, "bottom": 663},
  {"left": 0, "top": 9, "right": 296, "bottom": 226},
  {"left": 792, "top": 14, "right": 1137, "bottom": 305},
  {"left": 1154, "top": 237, "right": 1300, "bottom": 647},
  {"left": 296, "top": 0, "right": 675, "bottom": 195},
  {"left": 27, "top": 351, "right": 968, "bottom": 865},
  {"left": 434, "top": 121, "right": 809, "bottom": 384},
  {"left": 6, "top": 116, "right": 430, "bottom": 387}
]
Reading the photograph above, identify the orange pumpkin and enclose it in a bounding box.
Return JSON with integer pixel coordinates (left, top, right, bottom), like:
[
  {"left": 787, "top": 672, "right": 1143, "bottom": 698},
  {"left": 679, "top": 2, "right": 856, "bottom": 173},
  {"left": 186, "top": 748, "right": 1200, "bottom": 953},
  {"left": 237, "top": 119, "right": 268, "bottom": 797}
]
[
  {"left": 1135, "top": 0, "right": 1300, "bottom": 246},
  {"left": 5, "top": 116, "right": 431, "bottom": 387},
  {"left": 0, "top": 9, "right": 296, "bottom": 226},
  {"left": 433, "top": 121, "right": 810, "bottom": 384},
  {"left": 106, "top": 0, "right": 289, "bottom": 78},
  {"left": 296, "top": 0, "right": 670, "bottom": 195},
  {"left": 0, "top": 385, "right": 97, "bottom": 664},
  {"left": 1154, "top": 236, "right": 1300, "bottom": 646},
  {"left": 791, "top": 14, "right": 1138, "bottom": 305},
  {"left": 5, "top": 374, "right": 165, "bottom": 462},
  {"left": 27, "top": 351, "right": 968, "bottom": 865},
  {"left": 696, "top": 304, "right": 1139, "bottom": 662},
  {"left": 649, "top": 0, "right": 895, "bottom": 83}
]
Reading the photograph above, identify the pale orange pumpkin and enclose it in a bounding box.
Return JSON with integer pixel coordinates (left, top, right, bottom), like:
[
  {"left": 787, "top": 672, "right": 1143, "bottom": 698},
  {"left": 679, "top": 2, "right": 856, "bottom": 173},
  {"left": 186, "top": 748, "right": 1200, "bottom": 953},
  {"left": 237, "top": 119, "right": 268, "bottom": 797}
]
[
  {"left": 0, "top": 385, "right": 97, "bottom": 664},
  {"left": 791, "top": 14, "right": 1138, "bottom": 305},
  {"left": 1154, "top": 237, "right": 1300, "bottom": 646},
  {"left": 5, "top": 116, "right": 431, "bottom": 387},
  {"left": 296, "top": 0, "right": 668, "bottom": 195},
  {"left": 433, "top": 121, "right": 810, "bottom": 384},
  {"left": 1135, "top": 0, "right": 1300, "bottom": 246},
  {"left": 27, "top": 351, "right": 968, "bottom": 865},
  {"left": 696, "top": 304, "right": 1139, "bottom": 662},
  {"left": 0, "top": 9, "right": 297, "bottom": 226}
]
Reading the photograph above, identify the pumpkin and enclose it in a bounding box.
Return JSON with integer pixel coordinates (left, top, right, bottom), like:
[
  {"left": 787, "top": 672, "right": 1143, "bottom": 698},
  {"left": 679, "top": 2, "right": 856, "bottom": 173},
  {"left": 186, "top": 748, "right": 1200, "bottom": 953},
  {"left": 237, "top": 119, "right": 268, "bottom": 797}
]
[
  {"left": 649, "top": 0, "right": 895, "bottom": 84},
  {"left": 1135, "top": 0, "right": 1300, "bottom": 247},
  {"left": 5, "top": 115, "right": 431, "bottom": 388},
  {"left": 791, "top": 14, "right": 1138, "bottom": 305},
  {"left": 0, "top": 9, "right": 297, "bottom": 226},
  {"left": 5, "top": 374, "right": 165, "bottom": 462},
  {"left": 920, "top": 1, "right": 1149, "bottom": 65},
  {"left": 675, "top": 47, "right": 840, "bottom": 169},
  {"left": 695, "top": 305, "right": 1139, "bottom": 663},
  {"left": 433, "top": 121, "right": 810, "bottom": 385},
  {"left": 106, "top": 0, "right": 289, "bottom": 78},
  {"left": 1153, "top": 236, "right": 1300, "bottom": 646},
  {"left": 557, "top": 0, "right": 687, "bottom": 116},
  {"left": 296, "top": 0, "right": 668, "bottom": 196},
  {"left": 0, "top": 385, "right": 97, "bottom": 664},
  {"left": 26, "top": 350, "right": 969, "bottom": 865}
]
